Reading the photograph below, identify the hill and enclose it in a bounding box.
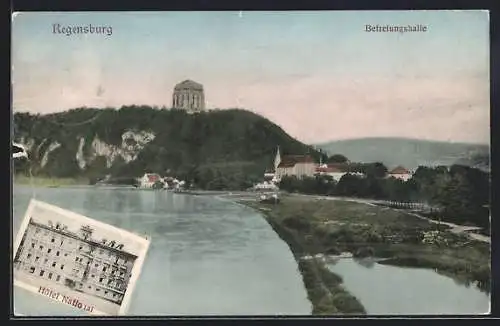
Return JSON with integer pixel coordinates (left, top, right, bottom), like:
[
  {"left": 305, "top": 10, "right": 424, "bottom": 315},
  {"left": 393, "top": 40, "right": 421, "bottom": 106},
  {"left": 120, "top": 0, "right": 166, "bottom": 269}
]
[
  {"left": 13, "top": 106, "right": 325, "bottom": 189},
  {"left": 316, "top": 137, "right": 490, "bottom": 171}
]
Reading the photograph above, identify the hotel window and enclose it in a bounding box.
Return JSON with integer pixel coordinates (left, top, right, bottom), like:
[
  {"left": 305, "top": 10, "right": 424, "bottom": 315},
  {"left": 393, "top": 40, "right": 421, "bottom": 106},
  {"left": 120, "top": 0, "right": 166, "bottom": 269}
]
[
  {"left": 56, "top": 275, "right": 61, "bottom": 281},
  {"left": 48, "top": 272, "right": 53, "bottom": 279},
  {"left": 51, "top": 238, "right": 55, "bottom": 243},
  {"left": 39, "top": 270, "right": 45, "bottom": 276},
  {"left": 52, "top": 262, "right": 56, "bottom": 267},
  {"left": 29, "top": 267, "right": 35, "bottom": 273},
  {"left": 56, "top": 251, "right": 60, "bottom": 256}
]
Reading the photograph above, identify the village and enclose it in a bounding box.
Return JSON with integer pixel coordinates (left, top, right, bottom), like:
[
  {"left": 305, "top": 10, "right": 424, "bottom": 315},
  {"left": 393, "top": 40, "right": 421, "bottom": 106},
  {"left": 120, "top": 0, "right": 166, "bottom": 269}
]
[
  {"left": 123, "top": 145, "right": 413, "bottom": 196},
  {"left": 252, "top": 146, "right": 412, "bottom": 192}
]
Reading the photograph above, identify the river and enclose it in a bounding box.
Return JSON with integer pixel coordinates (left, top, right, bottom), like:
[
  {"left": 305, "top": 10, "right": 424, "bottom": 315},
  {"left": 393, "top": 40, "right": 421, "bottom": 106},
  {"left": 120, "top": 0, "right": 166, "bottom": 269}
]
[
  {"left": 327, "top": 258, "right": 490, "bottom": 315},
  {"left": 13, "top": 186, "right": 311, "bottom": 316},
  {"left": 13, "top": 186, "right": 490, "bottom": 316}
]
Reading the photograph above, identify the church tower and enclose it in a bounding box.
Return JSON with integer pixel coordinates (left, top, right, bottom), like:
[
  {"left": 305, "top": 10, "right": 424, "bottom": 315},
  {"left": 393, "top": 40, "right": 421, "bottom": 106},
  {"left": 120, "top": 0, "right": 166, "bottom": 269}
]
[{"left": 274, "top": 146, "right": 281, "bottom": 172}]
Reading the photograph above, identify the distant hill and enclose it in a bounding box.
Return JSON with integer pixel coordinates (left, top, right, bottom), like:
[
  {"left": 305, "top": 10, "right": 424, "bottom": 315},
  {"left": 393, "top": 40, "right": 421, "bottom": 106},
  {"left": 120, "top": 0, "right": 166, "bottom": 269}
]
[
  {"left": 316, "top": 137, "right": 490, "bottom": 171},
  {"left": 13, "top": 106, "right": 325, "bottom": 189}
]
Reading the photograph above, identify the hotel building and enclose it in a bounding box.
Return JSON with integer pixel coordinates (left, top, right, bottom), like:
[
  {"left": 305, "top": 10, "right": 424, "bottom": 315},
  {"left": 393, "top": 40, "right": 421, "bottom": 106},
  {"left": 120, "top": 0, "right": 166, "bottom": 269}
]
[{"left": 14, "top": 219, "right": 137, "bottom": 305}]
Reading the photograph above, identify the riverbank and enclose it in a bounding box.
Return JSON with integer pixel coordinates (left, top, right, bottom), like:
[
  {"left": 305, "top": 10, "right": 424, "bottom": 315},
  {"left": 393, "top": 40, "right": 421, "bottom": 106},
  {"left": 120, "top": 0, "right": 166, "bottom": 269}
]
[
  {"left": 13, "top": 175, "right": 89, "bottom": 187},
  {"left": 263, "top": 215, "right": 366, "bottom": 315},
  {"left": 239, "top": 195, "right": 490, "bottom": 313}
]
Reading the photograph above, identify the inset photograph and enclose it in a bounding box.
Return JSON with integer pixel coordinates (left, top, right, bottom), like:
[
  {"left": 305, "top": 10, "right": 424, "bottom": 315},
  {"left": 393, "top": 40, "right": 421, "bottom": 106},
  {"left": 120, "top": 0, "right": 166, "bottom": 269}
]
[{"left": 13, "top": 199, "right": 150, "bottom": 315}]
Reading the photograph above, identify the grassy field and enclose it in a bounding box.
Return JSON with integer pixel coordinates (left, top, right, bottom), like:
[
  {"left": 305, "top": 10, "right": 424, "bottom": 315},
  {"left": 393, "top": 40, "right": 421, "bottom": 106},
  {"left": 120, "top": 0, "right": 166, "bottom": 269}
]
[
  {"left": 13, "top": 175, "right": 89, "bottom": 187},
  {"left": 241, "top": 195, "right": 490, "bottom": 314}
]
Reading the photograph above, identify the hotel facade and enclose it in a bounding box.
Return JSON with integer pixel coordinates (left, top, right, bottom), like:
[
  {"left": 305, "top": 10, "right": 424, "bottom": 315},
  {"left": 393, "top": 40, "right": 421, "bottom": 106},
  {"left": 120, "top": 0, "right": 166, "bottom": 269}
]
[{"left": 14, "top": 219, "right": 137, "bottom": 305}]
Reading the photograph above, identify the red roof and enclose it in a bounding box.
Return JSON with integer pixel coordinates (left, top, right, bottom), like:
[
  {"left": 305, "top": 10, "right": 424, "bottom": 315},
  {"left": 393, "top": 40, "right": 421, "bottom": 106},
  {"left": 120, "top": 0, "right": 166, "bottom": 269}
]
[
  {"left": 277, "top": 155, "right": 315, "bottom": 168},
  {"left": 389, "top": 166, "right": 410, "bottom": 174},
  {"left": 146, "top": 174, "right": 161, "bottom": 182}
]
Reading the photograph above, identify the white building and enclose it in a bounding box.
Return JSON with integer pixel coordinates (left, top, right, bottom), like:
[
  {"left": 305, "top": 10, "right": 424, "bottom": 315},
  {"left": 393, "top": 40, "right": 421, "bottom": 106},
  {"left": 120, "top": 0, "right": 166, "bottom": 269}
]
[
  {"left": 253, "top": 181, "right": 279, "bottom": 191},
  {"left": 138, "top": 173, "right": 162, "bottom": 188},
  {"left": 314, "top": 163, "right": 365, "bottom": 182},
  {"left": 387, "top": 166, "right": 413, "bottom": 181},
  {"left": 272, "top": 146, "right": 317, "bottom": 180},
  {"left": 13, "top": 142, "right": 28, "bottom": 159},
  {"left": 315, "top": 164, "right": 347, "bottom": 181},
  {"left": 14, "top": 221, "right": 136, "bottom": 305}
]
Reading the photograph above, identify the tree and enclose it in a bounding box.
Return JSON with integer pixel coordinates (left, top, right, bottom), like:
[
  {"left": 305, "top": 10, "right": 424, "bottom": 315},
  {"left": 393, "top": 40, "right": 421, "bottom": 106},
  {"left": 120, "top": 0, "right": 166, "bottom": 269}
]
[
  {"left": 84, "top": 156, "right": 108, "bottom": 184},
  {"left": 328, "top": 154, "right": 349, "bottom": 163},
  {"left": 14, "top": 107, "right": 328, "bottom": 190},
  {"left": 363, "top": 162, "right": 388, "bottom": 179},
  {"left": 43, "top": 147, "right": 81, "bottom": 178},
  {"left": 336, "top": 174, "right": 367, "bottom": 197}
]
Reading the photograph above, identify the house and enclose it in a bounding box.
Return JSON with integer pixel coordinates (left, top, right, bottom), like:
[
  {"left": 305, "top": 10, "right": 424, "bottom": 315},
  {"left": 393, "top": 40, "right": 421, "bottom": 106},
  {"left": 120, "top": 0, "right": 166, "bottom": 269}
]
[
  {"left": 253, "top": 181, "right": 279, "bottom": 191},
  {"left": 388, "top": 166, "right": 412, "bottom": 181},
  {"left": 315, "top": 163, "right": 348, "bottom": 181},
  {"left": 314, "top": 163, "right": 364, "bottom": 182},
  {"left": 275, "top": 154, "right": 317, "bottom": 180},
  {"left": 139, "top": 173, "right": 162, "bottom": 188},
  {"left": 263, "top": 170, "right": 276, "bottom": 180}
]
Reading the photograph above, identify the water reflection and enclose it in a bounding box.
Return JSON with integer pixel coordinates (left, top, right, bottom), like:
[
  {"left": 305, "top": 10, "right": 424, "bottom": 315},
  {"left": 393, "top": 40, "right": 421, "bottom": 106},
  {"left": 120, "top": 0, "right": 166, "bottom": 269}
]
[
  {"left": 13, "top": 186, "right": 311, "bottom": 316},
  {"left": 328, "top": 259, "right": 490, "bottom": 315},
  {"left": 353, "top": 258, "right": 376, "bottom": 269}
]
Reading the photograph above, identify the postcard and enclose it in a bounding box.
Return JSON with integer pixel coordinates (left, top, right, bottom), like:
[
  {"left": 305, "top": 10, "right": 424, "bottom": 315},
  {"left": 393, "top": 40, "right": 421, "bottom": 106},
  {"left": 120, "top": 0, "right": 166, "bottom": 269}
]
[
  {"left": 13, "top": 199, "right": 151, "bottom": 316},
  {"left": 12, "top": 10, "right": 490, "bottom": 317}
]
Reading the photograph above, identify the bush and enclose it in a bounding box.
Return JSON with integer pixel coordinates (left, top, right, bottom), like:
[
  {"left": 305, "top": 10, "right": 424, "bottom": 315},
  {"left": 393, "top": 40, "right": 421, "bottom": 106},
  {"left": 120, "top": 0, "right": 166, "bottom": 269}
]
[{"left": 283, "top": 216, "right": 311, "bottom": 232}]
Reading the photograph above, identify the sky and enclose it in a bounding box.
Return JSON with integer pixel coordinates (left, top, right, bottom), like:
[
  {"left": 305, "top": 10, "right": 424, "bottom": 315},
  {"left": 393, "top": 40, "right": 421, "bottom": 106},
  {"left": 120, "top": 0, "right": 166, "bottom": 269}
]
[{"left": 11, "top": 11, "right": 490, "bottom": 145}]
